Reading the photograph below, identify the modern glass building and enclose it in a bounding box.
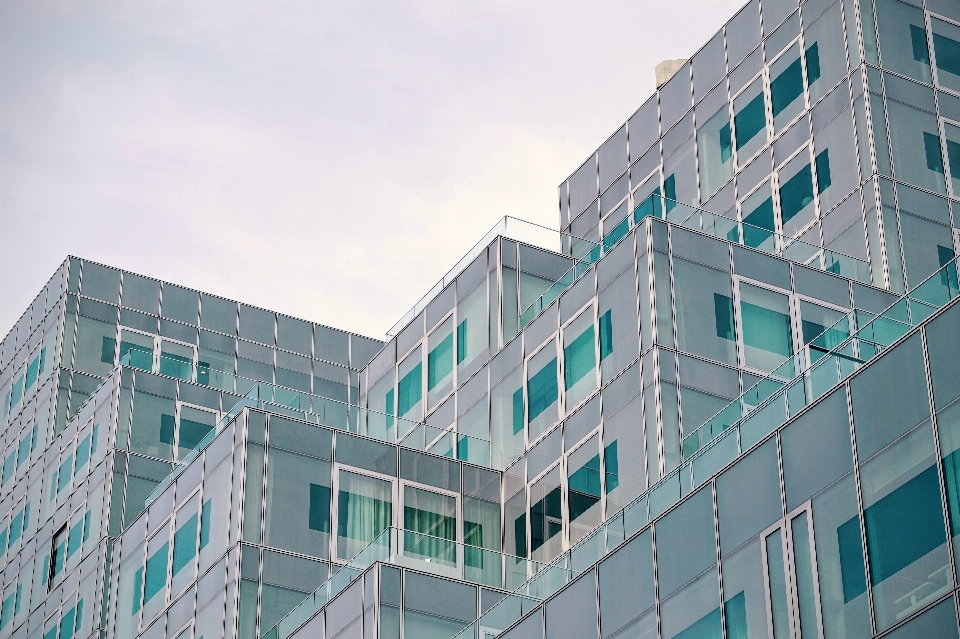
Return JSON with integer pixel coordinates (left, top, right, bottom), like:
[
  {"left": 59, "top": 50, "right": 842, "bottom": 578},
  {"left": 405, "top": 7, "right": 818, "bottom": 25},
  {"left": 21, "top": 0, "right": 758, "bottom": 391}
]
[{"left": 5, "top": 0, "right": 960, "bottom": 637}]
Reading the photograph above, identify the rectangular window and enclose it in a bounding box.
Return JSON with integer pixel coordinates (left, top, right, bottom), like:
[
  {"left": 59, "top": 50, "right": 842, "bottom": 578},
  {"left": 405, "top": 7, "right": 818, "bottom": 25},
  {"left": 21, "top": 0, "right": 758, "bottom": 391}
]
[
  {"left": 697, "top": 106, "right": 734, "bottom": 201},
  {"left": 563, "top": 312, "right": 597, "bottom": 410},
  {"left": 50, "top": 526, "right": 67, "bottom": 581},
  {"left": 143, "top": 542, "right": 169, "bottom": 604},
  {"left": 739, "top": 283, "right": 794, "bottom": 374},
  {"left": 172, "top": 513, "right": 198, "bottom": 576},
  {"left": 397, "top": 348, "right": 422, "bottom": 421},
  {"left": 527, "top": 345, "right": 559, "bottom": 440},
  {"left": 403, "top": 486, "right": 456, "bottom": 563},
  {"left": 336, "top": 470, "right": 393, "bottom": 560},
  {"left": 770, "top": 47, "right": 805, "bottom": 131},
  {"left": 860, "top": 424, "right": 949, "bottom": 632},
  {"left": 933, "top": 18, "right": 960, "bottom": 92},
  {"left": 427, "top": 319, "right": 453, "bottom": 407},
  {"left": 734, "top": 78, "right": 767, "bottom": 158}
]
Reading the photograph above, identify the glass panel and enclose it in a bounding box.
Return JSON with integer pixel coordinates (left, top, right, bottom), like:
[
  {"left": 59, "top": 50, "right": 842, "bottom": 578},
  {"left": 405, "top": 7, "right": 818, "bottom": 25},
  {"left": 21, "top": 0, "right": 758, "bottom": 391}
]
[
  {"left": 398, "top": 347, "right": 423, "bottom": 423},
  {"left": 336, "top": 471, "right": 392, "bottom": 560},
  {"left": 598, "top": 270, "right": 640, "bottom": 385},
  {"left": 491, "top": 367, "right": 524, "bottom": 469},
  {"left": 804, "top": 3, "right": 847, "bottom": 103},
  {"left": 403, "top": 485, "right": 456, "bottom": 563},
  {"left": 886, "top": 86, "right": 947, "bottom": 195},
  {"left": 673, "top": 259, "right": 738, "bottom": 366},
  {"left": 739, "top": 283, "right": 794, "bottom": 374},
  {"left": 791, "top": 512, "right": 819, "bottom": 639},
  {"left": 427, "top": 318, "right": 454, "bottom": 409},
  {"left": 698, "top": 105, "right": 734, "bottom": 202},
  {"left": 739, "top": 182, "right": 777, "bottom": 250},
  {"left": 875, "top": 0, "right": 933, "bottom": 83},
  {"left": 722, "top": 538, "right": 771, "bottom": 639},
  {"left": 457, "top": 282, "right": 488, "bottom": 379},
  {"left": 119, "top": 330, "right": 154, "bottom": 371},
  {"left": 367, "top": 371, "right": 396, "bottom": 442},
  {"left": 264, "top": 448, "right": 331, "bottom": 559},
  {"left": 603, "top": 395, "right": 646, "bottom": 516},
  {"left": 530, "top": 466, "right": 562, "bottom": 564},
  {"left": 563, "top": 311, "right": 597, "bottom": 410},
  {"left": 860, "top": 423, "right": 951, "bottom": 632},
  {"left": 177, "top": 406, "right": 215, "bottom": 460},
  {"left": 811, "top": 473, "right": 871, "bottom": 639},
  {"left": 734, "top": 78, "right": 768, "bottom": 161},
  {"left": 937, "top": 400, "right": 960, "bottom": 580},
  {"left": 770, "top": 45, "right": 805, "bottom": 132},
  {"left": 660, "top": 568, "right": 722, "bottom": 639},
  {"left": 716, "top": 439, "right": 782, "bottom": 557},
  {"left": 527, "top": 343, "right": 559, "bottom": 441},
  {"left": 655, "top": 487, "right": 716, "bottom": 597},
  {"left": 765, "top": 530, "right": 791, "bottom": 639},
  {"left": 933, "top": 17, "right": 960, "bottom": 92},
  {"left": 777, "top": 150, "right": 816, "bottom": 238},
  {"left": 567, "top": 435, "right": 601, "bottom": 546},
  {"left": 159, "top": 341, "right": 194, "bottom": 382},
  {"left": 599, "top": 529, "right": 654, "bottom": 638}
]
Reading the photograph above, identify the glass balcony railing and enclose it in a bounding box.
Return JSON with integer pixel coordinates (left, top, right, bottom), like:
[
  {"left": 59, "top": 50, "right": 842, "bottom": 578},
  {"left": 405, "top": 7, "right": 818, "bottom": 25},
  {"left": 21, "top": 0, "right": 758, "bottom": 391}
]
[
  {"left": 517, "top": 193, "right": 872, "bottom": 333},
  {"left": 453, "top": 253, "right": 960, "bottom": 639},
  {"left": 387, "top": 216, "right": 600, "bottom": 340},
  {"left": 261, "top": 527, "right": 548, "bottom": 639},
  {"left": 142, "top": 365, "right": 521, "bottom": 508}
]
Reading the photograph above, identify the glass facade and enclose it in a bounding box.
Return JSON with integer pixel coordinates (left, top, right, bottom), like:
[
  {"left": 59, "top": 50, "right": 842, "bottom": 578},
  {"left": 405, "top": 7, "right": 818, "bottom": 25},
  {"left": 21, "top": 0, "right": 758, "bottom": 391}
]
[{"left": 5, "top": 0, "right": 960, "bottom": 637}]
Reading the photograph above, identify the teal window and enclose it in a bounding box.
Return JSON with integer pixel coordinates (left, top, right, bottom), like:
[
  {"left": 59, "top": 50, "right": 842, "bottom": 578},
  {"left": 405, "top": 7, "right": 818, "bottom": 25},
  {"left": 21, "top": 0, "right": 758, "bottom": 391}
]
[
  {"left": 599, "top": 310, "right": 614, "bottom": 361},
  {"left": 734, "top": 90, "right": 766, "bottom": 151},
  {"left": 397, "top": 349, "right": 422, "bottom": 420},
  {"left": 926, "top": 131, "right": 945, "bottom": 173},
  {"left": 131, "top": 567, "right": 143, "bottom": 613},
  {"left": 57, "top": 454, "right": 73, "bottom": 494},
  {"left": 403, "top": 486, "right": 456, "bottom": 562},
  {"left": 568, "top": 436, "right": 602, "bottom": 545},
  {"left": 159, "top": 414, "right": 176, "bottom": 446},
  {"left": 779, "top": 162, "right": 814, "bottom": 225},
  {"left": 805, "top": 42, "right": 821, "bottom": 85},
  {"left": 0, "top": 591, "right": 12, "bottom": 630},
  {"left": 912, "top": 24, "right": 930, "bottom": 63},
  {"left": 634, "top": 186, "right": 664, "bottom": 222},
  {"left": 512, "top": 388, "right": 524, "bottom": 436},
  {"left": 59, "top": 607, "right": 75, "bottom": 639},
  {"left": 177, "top": 407, "right": 215, "bottom": 456},
  {"left": 336, "top": 471, "right": 392, "bottom": 559},
  {"left": 427, "top": 330, "right": 453, "bottom": 392},
  {"left": 933, "top": 18, "right": 960, "bottom": 92},
  {"left": 100, "top": 336, "right": 116, "bottom": 365},
  {"left": 143, "top": 542, "right": 168, "bottom": 603},
  {"left": 456, "top": 320, "right": 468, "bottom": 364},
  {"left": 8, "top": 510, "right": 23, "bottom": 549},
  {"left": 698, "top": 105, "right": 734, "bottom": 201},
  {"left": 945, "top": 124, "right": 960, "bottom": 195},
  {"left": 25, "top": 354, "right": 39, "bottom": 392},
  {"left": 75, "top": 434, "right": 90, "bottom": 473},
  {"left": 1, "top": 454, "right": 12, "bottom": 487},
  {"left": 528, "top": 356, "right": 558, "bottom": 424},
  {"left": 172, "top": 513, "right": 198, "bottom": 575},
  {"left": 770, "top": 55, "right": 804, "bottom": 119},
  {"left": 564, "top": 325, "right": 596, "bottom": 391},
  {"left": 308, "top": 483, "right": 330, "bottom": 532},
  {"left": 66, "top": 518, "right": 82, "bottom": 559},
  {"left": 9, "top": 376, "right": 23, "bottom": 411},
  {"left": 199, "top": 500, "right": 211, "bottom": 549},
  {"left": 739, "top": 183, "right": 776, "bottom": 248},
  {"left": 739, "top": 284, "right": 794, "bottom": 374},
  {"left": 861, "top": 424, "right": 949, "bottom": 631},
  {"left": 815, "top": 149, "right": 831, "bottom": 193},
  {"left": 119, "top": 339, "right": 153, "bottom": 370}
]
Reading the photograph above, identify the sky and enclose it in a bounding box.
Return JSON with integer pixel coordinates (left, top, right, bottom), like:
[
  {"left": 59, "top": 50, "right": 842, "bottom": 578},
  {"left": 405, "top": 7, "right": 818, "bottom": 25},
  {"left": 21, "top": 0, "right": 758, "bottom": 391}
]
[{"left": 0, "top": 0, "right": 743, "bottom": 342}]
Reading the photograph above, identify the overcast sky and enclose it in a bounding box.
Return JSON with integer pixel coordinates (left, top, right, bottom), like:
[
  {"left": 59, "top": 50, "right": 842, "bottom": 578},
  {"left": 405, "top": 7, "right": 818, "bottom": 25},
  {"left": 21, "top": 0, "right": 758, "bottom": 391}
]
[{"left": 0, "top": 0, "right": 742, "bottom": 342}]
